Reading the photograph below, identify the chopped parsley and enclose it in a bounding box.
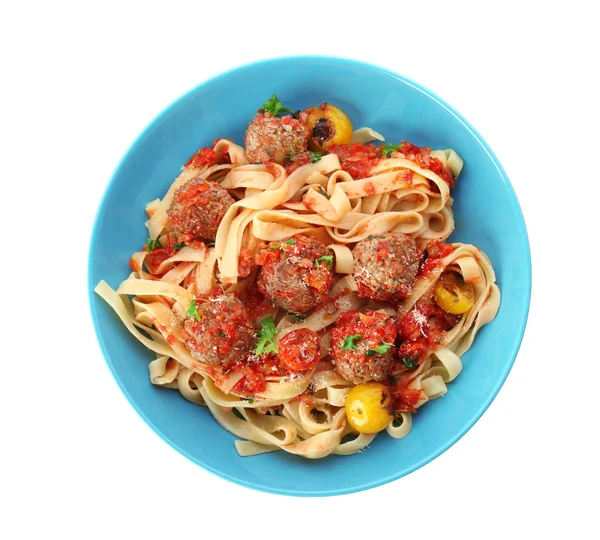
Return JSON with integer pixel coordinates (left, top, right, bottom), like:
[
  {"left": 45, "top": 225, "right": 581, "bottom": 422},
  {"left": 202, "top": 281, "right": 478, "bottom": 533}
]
[
  {"left": 262, "top": 94, "right": 293, "bottom": 116},
  {"left": 270, "top": 238, "right": 295, "bottom": 250},
  {"left": 186, "top": 299, "right": 201, "bottom": 322},
  {"left": 315, "top": 255, "right": 334, "bottom": 269},
  {"left": 365, "top": 343, "right": 392, "bottom": 357},
  {"left": 174, "top": 241, "right": 186, "bottom": 250},
  {"left": 341, "top": 334, "right": 363, "bottom": 350},
  {"left": 287, "top": 312, "right": 305, "bottom": 322},
  {"left": 247, "top": 396, "right": 255, "bottom": 404},
  {"left": 400, "top": 356, "right": 419, "bottom": 369},
  {"left": 145, "top": 238, "right": 161, "bottom": 252},
  {"left": 308, "top": 150, "right": 322, "bottom": 163},
  {"left": 255, "top": 316, "right": 278, "bottom": 355},
  {"left": 286, "top": 150, "right": 297, "bottom": 162},
  {"left": 205, "top": 242, "right": 216, "bottom": 248},
  {"left": 367, "top": 234, "right": 385, "bottom": 240},
  {"left": 318, "top": 186, "right": 330, "bottom": 199},
  {"left": 381, "top": 142, "right": 404, "bottom": 157}
]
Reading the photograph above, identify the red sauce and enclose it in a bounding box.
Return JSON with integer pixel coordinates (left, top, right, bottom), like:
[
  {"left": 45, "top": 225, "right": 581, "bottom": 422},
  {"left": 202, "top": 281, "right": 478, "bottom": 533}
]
[
  {"left": 419, "top": 240, "right": 455, "bottom": 277},
  {"left": 399, "top": 141, "right": 455, "bottom": 189},
  {"left": 363, "top": 181, "right": 377, "bottom": 196},
  {"left": 230, "top": 365, "right": 267, "bottom": 396},
  {"left": 185, "top": 147, "right": 217, "bottom": 169},
  {"left": 278, "top": 328, "right": 321, "bottom": 373},
  {"left": 397, "top": 294, "right": 459, "bottom": 367},
  {"left": 144, "top": 247, "right": 176, "bottom": 276},
  {"left": 239, "top": 283, "right": 271, "bottom": 321},
  {"left": 129, "top": 258, "right": 141, "bottom": 272},
  {"left": 391, "top": 376, "right": 423, "bottom": 413},
  {"left": 283, "top": 151, "right": 311, "bottom": 174},
  {"left": 328, "top": 143, "right": 379, "bottom": 179}
]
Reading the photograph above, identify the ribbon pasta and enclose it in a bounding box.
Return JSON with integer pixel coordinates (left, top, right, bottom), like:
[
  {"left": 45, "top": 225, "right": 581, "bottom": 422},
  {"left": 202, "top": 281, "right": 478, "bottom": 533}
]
[{"left": 95, "top": 136, "right": 500, "bottom": 459}]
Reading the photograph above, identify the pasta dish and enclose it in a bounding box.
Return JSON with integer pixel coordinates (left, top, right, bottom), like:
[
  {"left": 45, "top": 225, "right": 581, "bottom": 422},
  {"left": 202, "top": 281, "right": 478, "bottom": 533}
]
[{"left": 95, "top": 96, "right": 501, "bottom": 458}]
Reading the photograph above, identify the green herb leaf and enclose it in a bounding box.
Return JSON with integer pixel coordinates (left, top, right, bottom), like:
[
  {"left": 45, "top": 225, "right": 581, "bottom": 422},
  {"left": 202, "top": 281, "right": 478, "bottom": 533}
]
[
  {"left": 400, "top": 356, "right": 419, "bottom": 369},
  {"left": 341, "top": 334, "right": 363, "bottom": 350},
  {"left": 375, "top": 343, "right": 392, "bottom": 354},
  {"left": 206, "top": 242, "right": 216, "bottom": 248},
  {"left": 367, "top": 234, "right": 385, "bottom": 240},
  {"left": 255, "top": 316, "right": 278, "bottom": 356},
  {"left": 287, "top": 312, "right": 306, "bottom": 322},
  {"left": 269, "top": 243, "right": 281, "bottom": 250},
  {"left": 284, "top": 238, "right": 296, "bottom": 245},
  {"left": 381, "top": 142, "right": 403, "bottom": 157},
  {"left": 315, "top": 255, "right": 334, "bottom": 269},
  {"left": 389, "top": 375, "right": 396, "bottom": 385},
  {"left": 318, "top": 186, "right": 330, "bottom": 199},
  {"left": 174, "top": 241, "right": 186, "bottom": 250},
  {"left": 365, "top": 349, "right": 376, "bottom": 357},
  {"left": 186, "top": 299, "right": 201, "bottom": 322},
  {"left": 262, "top": 94, "right": 293, "bottom": 116},
  {"left": 308, "top": 150, "right": 322, "bottom": 163},
  {"left": 285, "top": 150, "right": 297, "bottom": 162},
  {"left": 145, "top": 238, "right": 161, "bottom": 252},
  {"left": 247, "top": 396, "right": 254, "bottom": 404}
]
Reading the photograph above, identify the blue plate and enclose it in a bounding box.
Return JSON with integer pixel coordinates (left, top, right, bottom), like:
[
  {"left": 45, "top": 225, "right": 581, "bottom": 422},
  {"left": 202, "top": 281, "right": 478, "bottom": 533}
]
[{"left": 88, "top": 56, "right": 531, "bottom": 496}]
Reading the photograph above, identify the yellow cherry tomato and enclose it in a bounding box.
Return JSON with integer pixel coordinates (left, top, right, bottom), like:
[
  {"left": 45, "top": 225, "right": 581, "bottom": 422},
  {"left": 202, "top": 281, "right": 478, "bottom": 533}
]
[
  {"left": 434, "top": 272, "right": 475, "bottom": 315},
  {"left": 305, "top": 103, "right": 353, "bottom": 152},
  {"left": 345, "top": 382, "right": 394, "bottom": 434}
]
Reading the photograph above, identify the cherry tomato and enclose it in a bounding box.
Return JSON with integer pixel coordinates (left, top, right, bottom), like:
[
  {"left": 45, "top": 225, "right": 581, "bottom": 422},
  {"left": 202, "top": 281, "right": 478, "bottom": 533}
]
[{"left": 278, "top": 328, "right": 321, "bottom": 372}]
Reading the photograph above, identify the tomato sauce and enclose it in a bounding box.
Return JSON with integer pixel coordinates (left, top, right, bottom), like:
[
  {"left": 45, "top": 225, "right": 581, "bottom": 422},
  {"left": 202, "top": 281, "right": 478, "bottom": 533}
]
[
  {"left": 418, "top": 240, "right": 455, "bottom": 277},
  {"left": 185, "top": 147, "right": 217, "bottom": 169},
  {"left": 328, "top": 143, "right": 379, "bottom": 179},
  {"left": 399, "top": 141, "right": 455, "bottom": 189},
  {"left": 144, "top": 246, "right": 176, "bottom": 276},
  {"left": 390, "top": 376, "right": 423, "bottom": 413}
]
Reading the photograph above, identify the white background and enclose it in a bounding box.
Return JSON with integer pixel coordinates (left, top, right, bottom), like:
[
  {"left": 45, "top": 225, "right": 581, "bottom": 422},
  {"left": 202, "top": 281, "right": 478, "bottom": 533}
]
[{"left": 2, "top": 1, "right": 598, "bottom": 538}]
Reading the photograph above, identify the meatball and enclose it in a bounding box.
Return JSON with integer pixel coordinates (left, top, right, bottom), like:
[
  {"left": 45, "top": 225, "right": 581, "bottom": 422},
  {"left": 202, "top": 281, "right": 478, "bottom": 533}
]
[
  {"left": 255, "top": 235, "right": 334, "bottom": 315},
  {"left": 181, "top": 294, "right": 254, "bottom": 365},
  {"left": 331, "top": 309, "right": 397, "bottom": 384},
  {"left": 167, "top": 178, "right": 234, "bottom": 244},
  {"left": 244, "top": 112, "right": 309, "bottom": 164},
  {"left": 352, "top": 233, "right": 420, "bottom": 302}
]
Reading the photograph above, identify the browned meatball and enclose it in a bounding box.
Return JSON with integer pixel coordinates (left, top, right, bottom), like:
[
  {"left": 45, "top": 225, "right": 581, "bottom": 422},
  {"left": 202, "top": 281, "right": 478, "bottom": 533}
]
[
  {"left": 244, "top": 112, "right": 309, "bottom": 164},
  {"left": 181, "top": 294, "right": 254, "bottom": 365},
  {"left": 167, "top": 178, "right": 234, "bottom": 244},
  {"left": 331, "top": 309, "right": 397, "bottom": 384},
  {"left": 352, "top": 233, "right": 420, "bottom": 302},
  {"left": 255, "top": 235, "right": 334, "bottom": 316}
]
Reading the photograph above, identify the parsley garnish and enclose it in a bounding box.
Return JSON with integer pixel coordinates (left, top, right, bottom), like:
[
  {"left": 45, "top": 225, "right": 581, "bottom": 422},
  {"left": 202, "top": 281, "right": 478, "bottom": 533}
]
[
  {"left": 367, "top": 234, "right": 385, "bottom": 240},
  {"left": 400, "top": 357, "right": 419, "bottom": 369},
  {"left": 247, "top": 396, "right": 255, "bottom": 404},
  {"left": 255, "top": 316, "right": 278, "bottom": 355},
  {"left": 381, "top": 142, "right": 403, "bottom": 157},
  {"left": 145, "top": 238, "right": 161, "bottom": 252},
  {"left": 389, "top": 375, "right": 396, "bottom": 385},
  {"left": 315, "top": 255, "right": 334, "bottom": 269},
  {"left": 284, "top": 238, "right": 296, "bottom": 245},
  {"left": 308, "top": 150, "right": 322, "bottom": 163},
  {"left": 318, "top": 186, "right": 330, "bottom": 199},
  {"left": 174, "top": 241, "right": 186, "bottom": 250},
  {"left": 262, "top": 94, "right": 293, "bottom": 116},
  {"left": 186, "top": 299, "right": 201, "bottom": 322},
  {"left": 287, "top": 313, "right": 306, "bottom": 322},
  {"left": 365, "top": 343, "right": 392, "bottom": 357},
  {"left": 286, "top": 150, "right": 297, "bottom": 162},
  {"left": 341, "top": 334, "right": 363, "bottom": 350},
  {"left": 205, "top": 242, "right": 216, "bottom": 248}
]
